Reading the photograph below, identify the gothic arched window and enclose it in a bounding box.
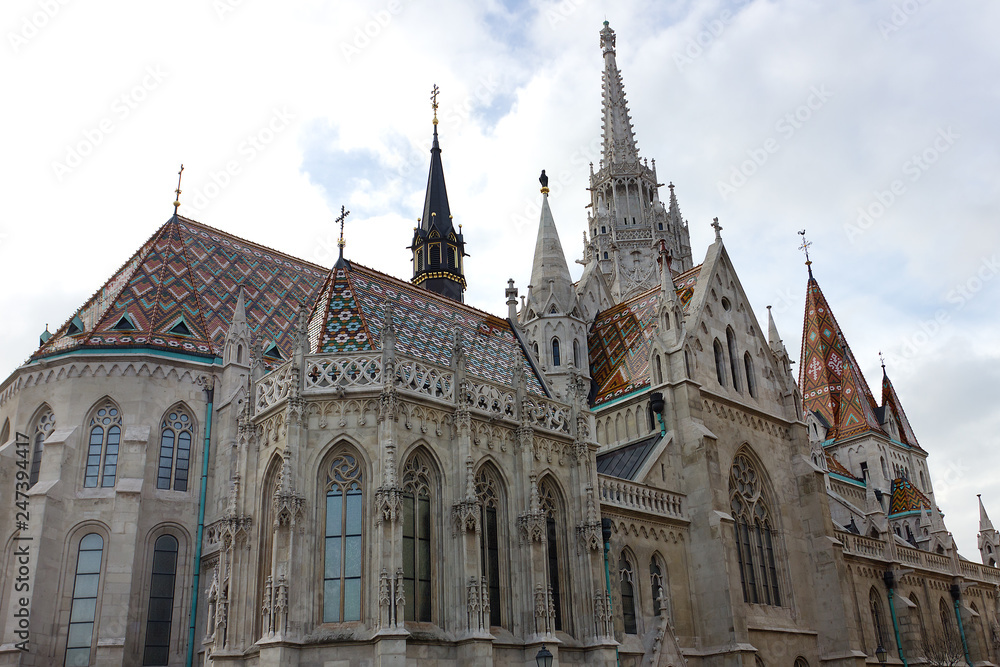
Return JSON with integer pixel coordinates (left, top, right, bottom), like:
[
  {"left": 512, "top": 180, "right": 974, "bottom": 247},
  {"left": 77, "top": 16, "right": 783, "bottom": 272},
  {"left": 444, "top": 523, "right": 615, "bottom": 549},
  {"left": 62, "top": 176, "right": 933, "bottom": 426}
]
[
  {"left": 714, "top": 339, "right": 727, "bottom": 386},
  {"left": 619, "top": 551, "right": 638, "bottom": 634},
  {"left": 727, "top": 327, "right": 741, "bottom": 392},
  {"left": 0, "top": 418, "right": 9, "bottom": 445},
  {"left": 65, "top": 533, "right": 104, "bottom": 667},
  {"left": 729, "top": 451, "right": 782, "bottom": 606},
  {"left": 744, "top": 352, "right": 757, "bottom": 398},
  {"left": 870, "top": 587, "right": 892, "bottom": 653},
  {"left": 157, "top": 408, "right": 194, "bottom": 491},
  {"left": 142, "top": 534, "right": 178, "bottom": 665},
  {"left": 539, "top": 478, "right": 565, "bottom": 631},
  {"left": 940, "top": 597, "right": 956, "bottom": 645},
  {"left": 84, "top": 400, "right": 122, "bottom": 488},
  {"left": 476, "top": 464, "right": 506, "bottom": 628},
  {"left": 655, "top": 354, "right": 663, "bottom": 384},
  {"left": 573, "top": 340, "right": 581, "bottom": 367},
  {"left": 552, "top": 339, "right": 561, "bottom": 367},
  {"left": 650, "top": 554, "right": 667, "bottom": 619},
  {"left": 28, "top": 406, "right": 55, "bottom": 488},
  {"left": 402, "top": 451, "right": 434, "bottom": 622},
  {"left": 323, "top": 450, "right": 364, "bottom": 623}
]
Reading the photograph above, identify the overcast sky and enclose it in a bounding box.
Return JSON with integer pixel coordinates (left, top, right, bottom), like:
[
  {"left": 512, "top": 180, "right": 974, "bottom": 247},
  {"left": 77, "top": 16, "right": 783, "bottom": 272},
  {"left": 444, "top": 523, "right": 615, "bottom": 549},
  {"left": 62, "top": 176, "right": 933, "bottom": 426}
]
[{"left": 2, "top": 0, "right": 997, "bottom": 558}]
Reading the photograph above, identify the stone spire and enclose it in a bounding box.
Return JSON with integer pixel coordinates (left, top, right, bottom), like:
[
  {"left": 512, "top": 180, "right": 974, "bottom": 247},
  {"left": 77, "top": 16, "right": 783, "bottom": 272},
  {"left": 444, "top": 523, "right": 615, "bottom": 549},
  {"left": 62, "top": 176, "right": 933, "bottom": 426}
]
[
  {"left": 980, "top": 495, "right": 995, "bottom": 533},
  {"left": 599, "top": 21, "right": 639, "bottom": 167},
  {"left": 767, "top": 305, "right": 783, "bottom": 355},
  {"left": 526, "top": 184, "right": 574, "bottom": 315},
  {"left": 979, "top": 494, "right": 999, "bottom": 566},
  {"left": 410, "top": 85, "right": 466, "bottom": 302}
]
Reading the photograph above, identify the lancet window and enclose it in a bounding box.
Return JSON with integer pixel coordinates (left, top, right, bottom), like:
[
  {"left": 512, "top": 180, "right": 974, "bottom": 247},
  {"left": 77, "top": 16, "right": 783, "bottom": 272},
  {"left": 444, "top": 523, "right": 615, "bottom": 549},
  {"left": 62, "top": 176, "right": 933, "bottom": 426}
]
[
  {"left": 84, "top": 400, "right": 121, "bottom": 488},
  {"left": 401, "top": 451, "right": 434, "bottom": 622},
  {"left": 157, "top": 408, "right": 193, "bottom": 491},
  {"left": 28, "top": 407, "right": 55, "bottom": 487},
  {"left": 539, "top": 478, "right": 565, "bottom": 631},
  {"left": 323, "top": 451, "right": 364, "bottom": 623},
  {"left": 619, "top": 551, "right": 638, "bottom": 634},
  {"left": 476, "top": 465, "right": 505, "bottom": 627},
  {"left": 729, "top": 451, "right": 782, "bottom": 606}
]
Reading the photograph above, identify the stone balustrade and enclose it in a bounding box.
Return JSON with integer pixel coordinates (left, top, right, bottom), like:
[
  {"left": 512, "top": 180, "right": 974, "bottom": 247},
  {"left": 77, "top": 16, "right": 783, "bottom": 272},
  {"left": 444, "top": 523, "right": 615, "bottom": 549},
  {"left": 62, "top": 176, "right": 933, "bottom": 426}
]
[{"left": 598, "top": 475, "right": 685, "bottom": 521}]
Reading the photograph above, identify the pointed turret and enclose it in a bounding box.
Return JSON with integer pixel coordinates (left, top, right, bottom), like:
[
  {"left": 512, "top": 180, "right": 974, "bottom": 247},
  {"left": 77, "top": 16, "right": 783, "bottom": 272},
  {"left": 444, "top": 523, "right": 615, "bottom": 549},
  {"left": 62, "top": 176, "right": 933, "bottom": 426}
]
[
  {"left": 880, "top": 366, "right": 921, "bottom": 449},
  {"left": 979, "top": 495, "right": 999, "bottom": 566},
  {"left": 525, "top": 181, "right": 574, "bottom": 315},
  {"left": 799, "top": 271, "right": 883, "bottom": 440},
  {"left": 767, "top": 306, "right": 782, "bottom": 355},
  {"left": 410, "top": 87, "right": 466, "bottom": 303}
]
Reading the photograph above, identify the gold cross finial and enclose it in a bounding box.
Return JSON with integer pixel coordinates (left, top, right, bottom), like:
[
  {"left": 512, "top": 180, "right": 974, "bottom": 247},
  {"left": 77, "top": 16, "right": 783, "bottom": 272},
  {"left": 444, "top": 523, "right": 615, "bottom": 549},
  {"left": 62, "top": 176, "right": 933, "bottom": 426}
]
[
  {"left": 173, "top": 164, "right": 184, "bottom": 213},
  {"left": 798, "top": 229, "right": 812, "bottom": 264},
  {"left": 430, "top": 84, "right": 440, "bottom": 125},
  {"left": 335, "top": 205, "right": 351, "bottom": 259}
]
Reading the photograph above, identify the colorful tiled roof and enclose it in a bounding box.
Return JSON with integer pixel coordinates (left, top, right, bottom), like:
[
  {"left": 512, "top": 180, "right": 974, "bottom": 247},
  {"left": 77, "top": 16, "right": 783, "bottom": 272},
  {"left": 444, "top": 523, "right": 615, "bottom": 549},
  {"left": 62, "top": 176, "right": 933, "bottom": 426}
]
[
  {"left": 33, "top": 216, "right": 328, "bottom": 361},
  {"left": 798, "top": 276, "right": 884, "bottom": 441},
  {"left": 881, "top": 370, "right": 921, "bottom": 449},
  {"left": 825, "top": 452, "right": 862, "bottom": 482},
  {"left": 888, "top": 477, "right": 932, "bottom": 517},
  {"left": 308, "top": 261, "right": 546, "bottom": 395},
  {"left": 588, "top": 264, "right": 700, "bottom": 407}
]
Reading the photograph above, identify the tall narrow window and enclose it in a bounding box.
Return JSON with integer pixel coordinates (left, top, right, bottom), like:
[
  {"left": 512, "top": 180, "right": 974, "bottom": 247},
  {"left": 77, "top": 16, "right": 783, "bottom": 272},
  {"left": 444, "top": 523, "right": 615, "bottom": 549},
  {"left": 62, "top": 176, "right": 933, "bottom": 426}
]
[
  {"left": 84, "top": 401, "right": 121, "bottom": 488},
  {"left": 402, "top": 452, "right": 433, "bottom": 622},
  {"left": 940, "top": 598, "right": 956, "bottom": 646},
  {"left": 143, "top": 535, "right": 178, "bottom": 666},
  {"left": 449, "top": 247, "right": 457, "bottom": 268},
  {"left": 619, "top": 552, "right": 638, "bottom": 634},
  {"left": 539, "top": 479, "right": 564, "bottom": 631},
  {"left": 650, "top": 555, "right": 665, "bottom": 618},
  {"left": 157, "top": 409, "right": 193, "bottom": 491},
  {"left": 476, "top": 466, "right": 505, "bottom": 627},
  {"left": 552, "top": 339, "right": 561, "bottom": 367},
  {"left": 730, "top": 451, "right": 782, "bottom": 606},
  {"left": 655, "top": 354, "right": 663, "bottom": 384},
  {"left": 28, "top": 407, "right": 55, "bottom": 488},
  {"left": 430, "top": 244, "right": 440, "bottom": 267},
  {"left": 573, "top": 340, "right": 581, "bottom": 368},
  {"left": 727, "top": 328, "right": 741, "bottom": 392},
  {"left": 416, "top": 249, "right": 424, "bottom": 272},
  {"left": 714, "top": 339, "right": 727, "bottom": 386},
  {"left": 744, "top": 353, "right": 757, "bottom": 398},
  {"left": 324, "top": 451, "right": 364, "bottom": 623},
  {"left": 0, "top": 418, "right": 9, "bottom": 444},
  {"left": 65, "top": 533, "right": 103, "bottom": 667},
  {"left": 870, "top": 588, "right": 891, "bottom": 653}
]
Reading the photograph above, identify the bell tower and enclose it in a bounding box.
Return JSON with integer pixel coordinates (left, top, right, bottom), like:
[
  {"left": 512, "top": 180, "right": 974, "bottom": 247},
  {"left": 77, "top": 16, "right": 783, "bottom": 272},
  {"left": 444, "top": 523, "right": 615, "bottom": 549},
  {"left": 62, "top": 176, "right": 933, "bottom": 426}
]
[{"left": 409, "top": 84, "right": 467, "bottom": 302}]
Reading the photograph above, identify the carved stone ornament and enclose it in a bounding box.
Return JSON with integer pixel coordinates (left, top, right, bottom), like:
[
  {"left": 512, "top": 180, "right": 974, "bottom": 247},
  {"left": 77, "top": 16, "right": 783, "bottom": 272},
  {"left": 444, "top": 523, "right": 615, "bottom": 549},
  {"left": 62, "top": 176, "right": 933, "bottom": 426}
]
[
  {"left": 577, "top": 521, "right": 603, "bottom": 553},
  {"left": 452, "top": 499, "right": 481, "bottom": 537},
  {"left": 517, "top": 510, "right": 546, "bottom": 544},
  {"left": 374, "top": 486, "right": 403, "bottom": 526}
]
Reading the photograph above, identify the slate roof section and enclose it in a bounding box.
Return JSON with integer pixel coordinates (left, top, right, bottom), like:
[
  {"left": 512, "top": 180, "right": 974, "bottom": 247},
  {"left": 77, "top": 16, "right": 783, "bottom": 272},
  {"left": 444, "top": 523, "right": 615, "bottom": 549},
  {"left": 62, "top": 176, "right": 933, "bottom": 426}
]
[
  {"left": 588, "top": 264, "right": 699, "bottom": 407},
  {"left": 308, "top": 261, "right": 547, "bottom": 395},
  {"left": 596, "top": 433, "right": 661, "bottom": 480},
  {"left": 33, "top": 216, "right": 334, "bottom": 362}
]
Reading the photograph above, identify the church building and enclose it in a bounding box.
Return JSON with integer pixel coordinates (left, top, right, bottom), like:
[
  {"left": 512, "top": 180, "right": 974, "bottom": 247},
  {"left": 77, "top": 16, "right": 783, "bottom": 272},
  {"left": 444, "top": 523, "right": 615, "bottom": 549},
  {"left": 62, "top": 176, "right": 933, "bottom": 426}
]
[{"left": 0, "top": 21, "right": 997, "bottom": 667}]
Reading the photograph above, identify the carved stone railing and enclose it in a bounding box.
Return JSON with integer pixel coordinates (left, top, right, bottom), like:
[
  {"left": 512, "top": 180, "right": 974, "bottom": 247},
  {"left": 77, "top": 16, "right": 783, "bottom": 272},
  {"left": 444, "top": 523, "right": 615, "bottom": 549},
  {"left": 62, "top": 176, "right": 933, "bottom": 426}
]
[
  {"left": 464, "top": 380, "right": 517, "bottom": 419},
  {"left": 923, "top": 551, "right": 952, "bottom": 572},
  {"left": 393, "top": 358, "right": 454, "bottom": 402},
  {"left": 837, "top": 532, "right": 887, "bottom": 560},
  {"left": 960, "top": 559, "right": 1000, "bottom": 585},
  {"left": 304, "top": 354, "right": 382, "bottom": 393},
  {"left": 255, "top": 361, "right": 295, "bottom": 413},
  {"left": 615, "top": 228, "right": 653, "bottom": 242},
  {"left": 597, "top": 475, "right": 685, "bottom": 521},
  {"left": 522, "top": 396, "right": 571, "bottom": 435}
]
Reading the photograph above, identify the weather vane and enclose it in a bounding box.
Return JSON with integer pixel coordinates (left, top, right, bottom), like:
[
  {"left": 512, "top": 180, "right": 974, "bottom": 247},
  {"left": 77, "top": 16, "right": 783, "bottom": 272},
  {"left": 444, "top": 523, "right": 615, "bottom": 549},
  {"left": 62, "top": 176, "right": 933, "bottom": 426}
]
[
  {"left": 798, "top": 229, "right": 812, "bottom": 264},
  {"left": 336, "top": 205, "right": 351, "bottom": 259},
  {"left": 879, "top": 350, "right": 885, "bottom": 370},
  {"left": 173, "top": 164, "right": 184, "bottom": 213},
  {"left": 430, "top": 84, "right": 440, "bottom": 125}
]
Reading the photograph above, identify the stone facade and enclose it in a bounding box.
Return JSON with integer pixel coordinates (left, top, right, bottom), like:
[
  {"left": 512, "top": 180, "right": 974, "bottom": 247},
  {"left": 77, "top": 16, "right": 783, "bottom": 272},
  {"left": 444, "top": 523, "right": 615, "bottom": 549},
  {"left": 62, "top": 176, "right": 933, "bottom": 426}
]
[{"left": 0, "top": 20, "right": 998, "bottom": 667}]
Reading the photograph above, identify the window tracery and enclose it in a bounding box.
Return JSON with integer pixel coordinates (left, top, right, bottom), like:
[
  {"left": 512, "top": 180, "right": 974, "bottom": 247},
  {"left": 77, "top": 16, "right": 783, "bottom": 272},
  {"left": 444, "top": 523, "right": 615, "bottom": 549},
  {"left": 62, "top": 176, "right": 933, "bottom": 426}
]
[{"left": 729, "top": 451, "right": 782, "bottom": 606}]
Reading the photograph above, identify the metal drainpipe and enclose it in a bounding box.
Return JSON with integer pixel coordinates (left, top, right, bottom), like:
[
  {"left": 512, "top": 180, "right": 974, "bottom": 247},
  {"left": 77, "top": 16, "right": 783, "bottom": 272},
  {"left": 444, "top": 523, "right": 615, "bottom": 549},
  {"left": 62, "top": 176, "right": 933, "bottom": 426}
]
[
  {"left": 883, "top": 571, "right": 908, "bottom": 667},
  {"left": 601, "top": 518, "right": 620, "bottom": 666},
  {"left": 187, "top": 381, "right": 215, "bottom": 667},
  {"left": 951, "top": 584, "right": 973, "bottom": 667}
]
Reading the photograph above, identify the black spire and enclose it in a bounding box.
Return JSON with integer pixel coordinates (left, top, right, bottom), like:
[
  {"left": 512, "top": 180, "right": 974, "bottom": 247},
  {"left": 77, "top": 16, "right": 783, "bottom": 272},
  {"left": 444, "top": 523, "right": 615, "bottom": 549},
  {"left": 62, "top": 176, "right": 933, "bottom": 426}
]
[{"left": 409, "top": 85, "right": 466, "bottom": 302}]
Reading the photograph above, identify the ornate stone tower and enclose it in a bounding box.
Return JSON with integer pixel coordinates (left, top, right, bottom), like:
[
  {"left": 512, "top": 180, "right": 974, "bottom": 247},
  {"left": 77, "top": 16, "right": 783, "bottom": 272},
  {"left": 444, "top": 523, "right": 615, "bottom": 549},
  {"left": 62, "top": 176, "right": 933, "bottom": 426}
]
[
  {"left": 520, "top": 173, "right": 590, "bottom": 401},
  {"left": 979, "top": 495, "right": 999, "bottom": 566},
  {"left": 584, "top": 21, "right": 693, "bottom": 303},
  {"left": 409, "top": 87, "right": 467, "bottom": 302}
]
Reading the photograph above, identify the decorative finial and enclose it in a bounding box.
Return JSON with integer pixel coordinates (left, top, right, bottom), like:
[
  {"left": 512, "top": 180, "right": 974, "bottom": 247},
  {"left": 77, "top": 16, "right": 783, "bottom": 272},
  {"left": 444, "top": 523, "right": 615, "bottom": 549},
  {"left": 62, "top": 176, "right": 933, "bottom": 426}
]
[
  {"left": 879, "top": 350, "right": 886, "bottom": 371},
  {"left": 798, "top": 229, "right": 813, "bottom": 276},
  {"left": 430, "top": 83, "right": 440, "bottom": 126},
  {"left": 173, "top": 164, "right": 184, "bottom": 213},
  {"left": 539, "top": 169, "right": 549, "bottom": 195},
  {"left": 335, "top": 205, "right": 351, "bottom": 259},
  {"left": 711, "top": 217, "right": 722, "bottom": 241}
]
